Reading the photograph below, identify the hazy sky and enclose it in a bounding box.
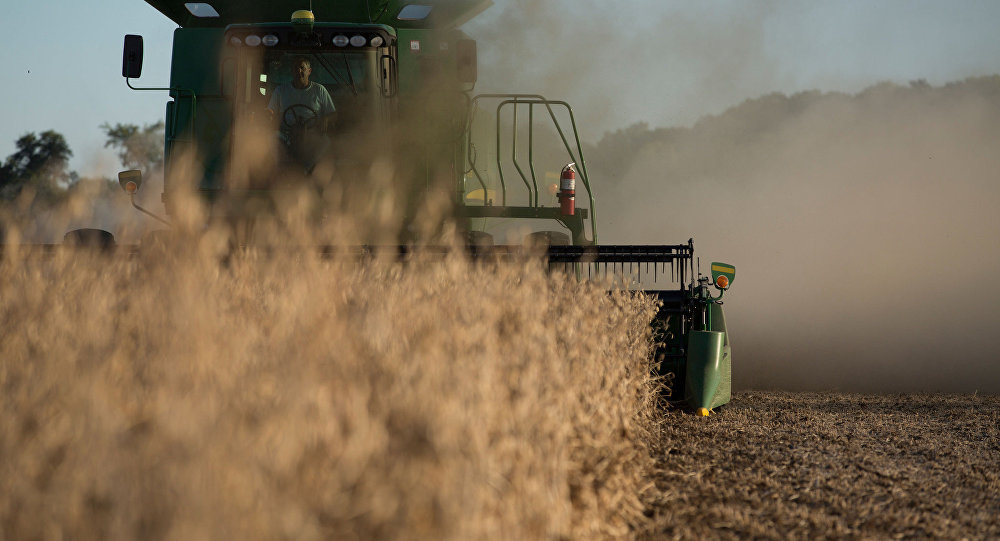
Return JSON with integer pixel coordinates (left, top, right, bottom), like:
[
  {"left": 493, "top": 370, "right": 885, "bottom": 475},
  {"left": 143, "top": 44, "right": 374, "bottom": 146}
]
[{"left": 2, "top": 0, "right": 1000, "bottom": 177}]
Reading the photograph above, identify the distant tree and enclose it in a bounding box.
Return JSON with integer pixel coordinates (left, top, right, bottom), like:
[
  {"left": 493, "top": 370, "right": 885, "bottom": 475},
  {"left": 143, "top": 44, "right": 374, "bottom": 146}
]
[
  {"left": 101, "top": 121, "right": 164, "bottom": 172},
  {"left": 0, "top": 130, "right": 73, "bottom": 202}
]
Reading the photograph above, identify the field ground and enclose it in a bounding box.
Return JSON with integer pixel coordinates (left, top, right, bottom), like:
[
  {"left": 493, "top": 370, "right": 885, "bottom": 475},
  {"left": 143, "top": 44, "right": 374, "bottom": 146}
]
[{"left": 642, "top": 391, "right": 1000, "bottom": 540}]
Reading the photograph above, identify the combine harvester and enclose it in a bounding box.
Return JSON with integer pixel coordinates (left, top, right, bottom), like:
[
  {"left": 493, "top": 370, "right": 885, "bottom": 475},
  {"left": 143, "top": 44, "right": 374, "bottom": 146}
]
[{"left": 104, "top": 0, "right": 735, "bottom": 414}]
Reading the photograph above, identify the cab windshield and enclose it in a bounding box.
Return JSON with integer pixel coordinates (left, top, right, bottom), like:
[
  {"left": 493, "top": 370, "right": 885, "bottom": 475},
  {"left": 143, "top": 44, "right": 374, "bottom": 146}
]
[
  {"left": 259, "top": 49, "right": 383, "bottom": 129},
  {"left": 231, "top": 47, "right": 392, "bottom": 181}
]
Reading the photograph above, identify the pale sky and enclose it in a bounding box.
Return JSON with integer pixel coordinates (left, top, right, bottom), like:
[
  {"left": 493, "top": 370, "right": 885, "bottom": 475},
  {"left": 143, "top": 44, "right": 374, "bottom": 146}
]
[{"left": 2, "top": 0, "right": 1000, "bottom": 178}]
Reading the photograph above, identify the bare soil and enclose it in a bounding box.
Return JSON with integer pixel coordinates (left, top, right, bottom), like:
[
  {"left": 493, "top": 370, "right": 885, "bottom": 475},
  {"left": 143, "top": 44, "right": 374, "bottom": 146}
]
[{"left": 641, "top": 391, "right": 1000, "bottom": 540}]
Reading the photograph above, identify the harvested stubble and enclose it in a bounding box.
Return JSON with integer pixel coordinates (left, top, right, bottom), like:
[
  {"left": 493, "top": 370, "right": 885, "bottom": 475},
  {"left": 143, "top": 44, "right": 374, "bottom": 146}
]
[
  {"left": 0, "top": 241, "right": 662, "bottom": 540},
  {"left": 642, "top": 391, "right": 1000, "bottom": 540}
]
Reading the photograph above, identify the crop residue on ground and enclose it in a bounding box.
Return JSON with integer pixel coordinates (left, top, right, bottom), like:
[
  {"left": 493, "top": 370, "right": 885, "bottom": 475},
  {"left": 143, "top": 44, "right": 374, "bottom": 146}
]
[{"left": 642, "top": 391, "right": 1000, "bottom": 539}]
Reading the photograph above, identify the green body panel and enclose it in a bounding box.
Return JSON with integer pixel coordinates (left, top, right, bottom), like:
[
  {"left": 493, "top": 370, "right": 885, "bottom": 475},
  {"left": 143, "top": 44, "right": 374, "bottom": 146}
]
[
  {"left": 396, "top": 28, "right": 473, "bottom": 96},
  {"left": 143, "top": 0, "right": 492, "bottom": 29},
  {"left": 169, "top": 28, "right": 225, "bottom": 95},
  {"left": 683, "top": 303, "right": 732, "bottom": 410},
  {"left": 685, "top": 331, "right": 724, "bottom": 410},
  {"left": 163, "top": 28, "right": 230, "bottom": 196}
]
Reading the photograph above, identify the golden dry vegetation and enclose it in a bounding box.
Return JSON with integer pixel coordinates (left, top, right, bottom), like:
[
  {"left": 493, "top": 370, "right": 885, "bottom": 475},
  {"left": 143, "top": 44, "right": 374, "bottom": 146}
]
[
  {"left": 4, "top": 235, "right": 1000, "bottom": 540},
  {"left": 0, "top": 232, "right": 663, "bottom": 540}
]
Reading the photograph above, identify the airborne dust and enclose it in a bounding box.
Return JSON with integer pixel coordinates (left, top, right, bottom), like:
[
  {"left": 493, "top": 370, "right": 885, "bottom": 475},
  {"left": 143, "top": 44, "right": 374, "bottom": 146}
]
[
  {"left": 469, "top": 0, "right": 1000, "bottom": 393},
  {"left": 599, "top": 81, "right": 1000, "bottom": 393}
]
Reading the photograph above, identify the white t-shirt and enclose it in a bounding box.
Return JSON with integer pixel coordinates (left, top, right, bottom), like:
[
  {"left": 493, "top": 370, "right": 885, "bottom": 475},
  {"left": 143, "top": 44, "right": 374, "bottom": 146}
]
[{"left": 267, "top": 81, "right": 336, "bottom": 117}]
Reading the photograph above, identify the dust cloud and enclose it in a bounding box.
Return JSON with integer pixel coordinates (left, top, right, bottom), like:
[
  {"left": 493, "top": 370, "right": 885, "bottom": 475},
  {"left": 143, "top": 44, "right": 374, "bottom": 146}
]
[
  {"left": 597, "top": 80, "right": 1000, "bottom": 393},
  {"left": 465, "top": 1, "right": 1000, "bottom": 393},
  {"left": 467, "top": 0, "right": 783, "bottom": 133}
]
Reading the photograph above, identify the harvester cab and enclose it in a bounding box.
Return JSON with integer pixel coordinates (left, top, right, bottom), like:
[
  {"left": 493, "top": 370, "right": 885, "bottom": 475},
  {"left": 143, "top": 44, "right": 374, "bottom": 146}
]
[{"left": 108, "top": 0, "right": 736, "bottom": 414}]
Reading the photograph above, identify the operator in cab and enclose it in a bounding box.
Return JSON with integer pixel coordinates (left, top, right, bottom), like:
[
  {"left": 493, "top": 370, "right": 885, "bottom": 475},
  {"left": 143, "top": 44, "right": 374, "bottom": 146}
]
[{"left": 268, "top": 56, "right": 337, "bottom": 172}]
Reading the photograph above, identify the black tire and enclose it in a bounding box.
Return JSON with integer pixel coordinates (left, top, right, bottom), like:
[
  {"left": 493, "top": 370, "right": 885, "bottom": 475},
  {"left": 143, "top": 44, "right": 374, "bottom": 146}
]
[
  {"left": 465, "top": 230, "right": 495, "bottom": 258},
  {"left": 63, "top": 228, "right": 116, "bottom": 250},
  {"left": 526, "top": 231, "right": 572, "bottom": 275},
  {"left": 524, "top": 230, "right": 570, "bottom": 247},
  {"left": 466, "top": 230, "right": 494, "bottom": 247}
]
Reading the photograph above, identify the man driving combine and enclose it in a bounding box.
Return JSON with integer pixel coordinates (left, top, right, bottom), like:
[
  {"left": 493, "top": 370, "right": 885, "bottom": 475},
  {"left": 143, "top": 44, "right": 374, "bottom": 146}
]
[
  {"left": 268, "top": 56, "right": 337, "bottom": 129},
  {"left": 268, "top": 56, "right": 337, "bottom": 171}
]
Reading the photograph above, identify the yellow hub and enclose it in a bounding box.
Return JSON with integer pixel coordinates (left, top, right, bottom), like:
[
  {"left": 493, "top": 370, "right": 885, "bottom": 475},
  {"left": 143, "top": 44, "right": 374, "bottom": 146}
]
[{"left": 696, "top": 407, "right": 710, "bottom": 417}]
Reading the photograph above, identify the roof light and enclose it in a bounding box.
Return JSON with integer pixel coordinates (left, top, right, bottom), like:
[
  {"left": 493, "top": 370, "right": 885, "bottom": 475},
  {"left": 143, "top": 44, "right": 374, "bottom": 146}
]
[
  {"left": 398, "top": 4, "right": 433, "bottom": 20},
  {"left": 291, "top": 10, "right": 315, "bottom": 24},
  {"left": 262, "top": 34, "right": 279, "bottom": 46},
  {"left": 184, "top": 2, "right": 220, "bottom": 17},
  {"left": 291, "top": 9, "right": 315, "bottom": 32},
  {"left": 370, "top": 36, "right": 384, "bottom": 48},
  {"left": 349, "top": 35, "right": 366, "bottom": 47},
  {"left": 245, "top": 35, "right": 261, "bottom": 47},
  {"left": 229, "top": 36, "right": 242, "bottom": 46},
  {"left": 333, "top": 35, "right": 349, "bottom": 47}
]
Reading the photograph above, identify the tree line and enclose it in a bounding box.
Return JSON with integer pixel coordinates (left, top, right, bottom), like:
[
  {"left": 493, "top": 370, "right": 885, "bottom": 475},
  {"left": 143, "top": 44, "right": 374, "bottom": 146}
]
[
  {"left": 0, "top": 121, "right": 164, "bottom": 205},
  {"left": 585, "top": 75, "right": 1000, "bottom": 184}
]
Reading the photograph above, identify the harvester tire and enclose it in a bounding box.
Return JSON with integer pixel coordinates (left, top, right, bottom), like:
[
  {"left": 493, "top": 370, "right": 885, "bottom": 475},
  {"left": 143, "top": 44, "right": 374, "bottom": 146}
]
[
  {"left": 466, "top": 230, "right": 494, "bottom": 247},
  {"left": 63, "top": 228, "right": 116, "bottom": 250},
  {"left": 526, "top": 231, "right": 572, "bottom": 275},
  {"left": 524, "top": 230, "right": 570, "bottom": 247}
]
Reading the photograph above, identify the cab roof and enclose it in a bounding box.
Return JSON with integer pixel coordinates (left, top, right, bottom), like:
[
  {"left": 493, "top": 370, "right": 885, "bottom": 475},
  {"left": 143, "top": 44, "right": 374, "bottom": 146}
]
[{"left": 144, "top": 0, "right": 492, "bottom": 29}]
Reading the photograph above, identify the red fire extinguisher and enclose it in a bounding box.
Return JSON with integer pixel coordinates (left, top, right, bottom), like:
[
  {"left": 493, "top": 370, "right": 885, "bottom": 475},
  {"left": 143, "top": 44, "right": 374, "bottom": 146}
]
[{"left": 559, "top": 163, "right": 576, "bottom": 216}]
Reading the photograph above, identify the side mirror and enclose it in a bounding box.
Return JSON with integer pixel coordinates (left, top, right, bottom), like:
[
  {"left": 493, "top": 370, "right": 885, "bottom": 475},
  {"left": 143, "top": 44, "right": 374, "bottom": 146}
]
[
  {"left": 122, "top": 34, "right": 144, "bottom": 78},
  {"left": 710, "top": 262, "right": 736, "bottom": 290},
  {"left": 119, "top": 169, "right": 142, "bottom": 194},
  {"left": 456, "top": 39, "right": 477, "bottom": 84}
]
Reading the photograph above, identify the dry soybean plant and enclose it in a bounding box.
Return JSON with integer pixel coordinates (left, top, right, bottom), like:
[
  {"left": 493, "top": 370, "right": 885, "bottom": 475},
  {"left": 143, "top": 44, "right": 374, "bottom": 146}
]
[{"left": 0, "top": 231, "right": 662, "bottom": 540}]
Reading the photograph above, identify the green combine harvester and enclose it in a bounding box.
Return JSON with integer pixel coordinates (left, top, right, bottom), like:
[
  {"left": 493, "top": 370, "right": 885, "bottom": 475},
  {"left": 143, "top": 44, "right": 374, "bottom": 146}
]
[{"left": 106, "top": 0, "right": 736, "bottom": 414}]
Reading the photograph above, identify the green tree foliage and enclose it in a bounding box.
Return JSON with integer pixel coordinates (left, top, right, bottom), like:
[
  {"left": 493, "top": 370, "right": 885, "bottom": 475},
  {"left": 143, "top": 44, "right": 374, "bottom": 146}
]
[
  {"left": 0, "top": 130, "right": 73, "bottom": 202},
  {"left": 101, "top": 121, "right": 164, "bottom": 172}
]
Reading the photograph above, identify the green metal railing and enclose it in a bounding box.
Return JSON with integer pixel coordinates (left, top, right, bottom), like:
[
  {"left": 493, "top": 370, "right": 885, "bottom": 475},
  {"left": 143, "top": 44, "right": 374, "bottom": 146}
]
[{"left": 463, "top": 94, "right": 598, "bottom": 243}]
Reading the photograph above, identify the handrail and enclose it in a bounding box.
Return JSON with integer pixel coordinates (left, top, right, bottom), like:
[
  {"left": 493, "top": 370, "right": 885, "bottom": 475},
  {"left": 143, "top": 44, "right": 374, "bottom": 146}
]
[
  {"left": 464, "top": 93, "right": 598, "bottom": 243},
  {"left": 527, "top": 105, "right": 539, "bottom": 206},
  {"left": 509, "top": 101, "right": 534, "bottom": 205}
]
